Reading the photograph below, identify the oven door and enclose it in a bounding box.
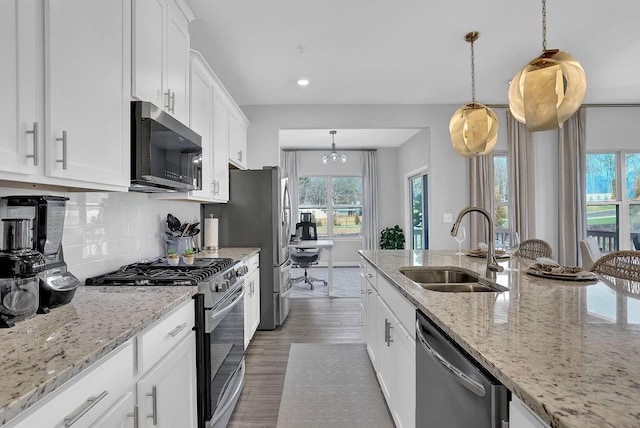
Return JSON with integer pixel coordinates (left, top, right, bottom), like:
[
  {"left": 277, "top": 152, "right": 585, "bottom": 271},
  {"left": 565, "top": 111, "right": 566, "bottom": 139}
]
[{"left": 204, "top": 281, "right": 245, "bottom": 425}]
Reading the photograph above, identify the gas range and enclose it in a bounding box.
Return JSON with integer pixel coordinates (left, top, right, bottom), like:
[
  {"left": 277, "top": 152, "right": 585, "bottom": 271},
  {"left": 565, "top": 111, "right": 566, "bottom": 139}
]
[{"left": 85, "top": 257, "right": 247, "bottom": 309}]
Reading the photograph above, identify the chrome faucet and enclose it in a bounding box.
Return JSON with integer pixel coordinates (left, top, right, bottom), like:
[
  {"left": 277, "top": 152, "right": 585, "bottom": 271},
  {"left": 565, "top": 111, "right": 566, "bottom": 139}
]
[{"left": 450, "top": 206, "right": 504, "bottom": 279}]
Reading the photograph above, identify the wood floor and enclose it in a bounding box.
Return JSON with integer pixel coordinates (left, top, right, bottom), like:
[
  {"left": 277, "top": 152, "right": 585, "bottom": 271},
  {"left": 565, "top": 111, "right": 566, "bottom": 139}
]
[{"left": 228, "top": 297, "right": 363, "bottom": 428}]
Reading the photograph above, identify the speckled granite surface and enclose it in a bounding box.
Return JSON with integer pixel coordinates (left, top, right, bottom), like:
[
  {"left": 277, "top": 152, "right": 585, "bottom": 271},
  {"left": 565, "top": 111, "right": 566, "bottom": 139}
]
[
  {"left": 0, "top": 247, "right": 259, "bottom": 426},
  {"left": 200, "top": 247, "right": 260, "bottom": 261},
  {"left": 360, "top": 250, "right": 640, "bottom": 428},
  {"left": 0, "top": 285, "right": 197, "bottom": 425}
]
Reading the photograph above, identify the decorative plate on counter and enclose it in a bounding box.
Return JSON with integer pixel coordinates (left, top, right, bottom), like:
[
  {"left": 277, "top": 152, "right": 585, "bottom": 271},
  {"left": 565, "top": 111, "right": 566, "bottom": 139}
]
[
  {"left": 524, "top": 268, "right": 598, "bottom": 282},
  {"left": 466, "top": 249, "right": 510, "bottom": 259}
]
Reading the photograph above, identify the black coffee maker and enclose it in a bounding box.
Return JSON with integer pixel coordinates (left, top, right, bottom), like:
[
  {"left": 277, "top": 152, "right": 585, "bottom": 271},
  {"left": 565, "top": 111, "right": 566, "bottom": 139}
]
[
  {"left": 2, "top": 196, "right": 80, "bottom": 312},
  {"left": 0, "top": 218, "right": 45, "bottom": 327}
]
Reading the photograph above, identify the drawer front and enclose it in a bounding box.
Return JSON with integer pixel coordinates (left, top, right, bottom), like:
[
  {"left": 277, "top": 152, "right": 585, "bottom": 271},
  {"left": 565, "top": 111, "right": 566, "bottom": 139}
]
[
  {"left": 11, "top": 341, "right": 134, "bottom": 428},
  {"left": 246, "top": 253, "right": 259, "bottom": 274},
  {"left": 360, "top": 259, "right": 377, "bottom": 290},
  {"left": 138, "top": 300, "right": 195, "bottom": 373},
  {"left": 377, "top": 275, "right": 415, "bottom": 334}
]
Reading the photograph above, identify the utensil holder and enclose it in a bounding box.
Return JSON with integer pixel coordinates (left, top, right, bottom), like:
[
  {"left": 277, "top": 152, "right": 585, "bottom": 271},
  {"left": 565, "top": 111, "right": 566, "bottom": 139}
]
[{"left": 166, "top": 236, "right": 194, "bottom": 255}]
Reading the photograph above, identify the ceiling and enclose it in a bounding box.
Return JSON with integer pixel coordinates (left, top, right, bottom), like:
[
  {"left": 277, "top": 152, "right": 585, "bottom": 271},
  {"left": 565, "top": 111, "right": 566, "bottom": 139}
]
[{"left": 188, "top": 0, "right": 639, "bottom": 148}]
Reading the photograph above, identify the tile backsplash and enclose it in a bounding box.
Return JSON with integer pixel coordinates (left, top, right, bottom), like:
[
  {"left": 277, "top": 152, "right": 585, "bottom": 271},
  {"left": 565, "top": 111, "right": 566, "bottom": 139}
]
[{"left": 0, "top": 188, "right": 200, "bottom": 281}]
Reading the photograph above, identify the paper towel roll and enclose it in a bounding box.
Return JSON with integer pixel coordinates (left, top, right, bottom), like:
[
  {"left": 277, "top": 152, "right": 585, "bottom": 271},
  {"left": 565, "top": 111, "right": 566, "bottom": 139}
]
[{"left": 204, "top": 217, "right": 219, "bottom": 249}]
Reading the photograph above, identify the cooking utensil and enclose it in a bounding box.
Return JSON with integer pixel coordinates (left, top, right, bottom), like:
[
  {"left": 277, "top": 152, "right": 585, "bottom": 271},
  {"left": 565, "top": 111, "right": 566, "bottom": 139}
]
[
  {"left": 184, "top": 222, "right": 199, "bottom": 236},
  {"left": 190, "top": 227, "right": 200, "bottom": 236},
  {"left": 166, "top": 214, "right": 181, "bottom": 232},
  {"left": 181, "top": 222, "right": 190, "bottom": 237}
]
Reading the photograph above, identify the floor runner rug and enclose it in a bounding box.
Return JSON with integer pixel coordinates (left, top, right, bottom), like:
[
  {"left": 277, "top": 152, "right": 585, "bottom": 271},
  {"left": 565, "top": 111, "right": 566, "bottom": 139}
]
[{"left": 276, "top": 343, "right": 395, "bottom": 428}]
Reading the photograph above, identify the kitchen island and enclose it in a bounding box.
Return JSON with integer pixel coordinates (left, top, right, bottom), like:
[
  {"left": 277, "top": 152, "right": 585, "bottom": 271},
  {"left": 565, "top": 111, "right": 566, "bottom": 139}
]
[
  {"left": 0, "top": 247, "right": 259, "bottom": 426},
  {"left": 360, "top": 249, "right": 640, "bottom": 428}
]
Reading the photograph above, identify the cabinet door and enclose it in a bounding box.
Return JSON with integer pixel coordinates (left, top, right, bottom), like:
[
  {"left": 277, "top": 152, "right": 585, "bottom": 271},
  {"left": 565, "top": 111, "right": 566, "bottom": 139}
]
[
  {"left": 132, "top": 0, "right": 165, "bottom": 108},
  {"left": 46, "top": 0, "right": 130, "bottom": 187},
  {"left": 228, "top": 108, "right": 247, "bottom": 169},
  {"left": 392, "top": 324, "right": 416, "bottom": 428},
  {"left": 212, "top": 91, "right": 230, "bottom": 201},
  {"left": 137, "top": 333, "right": 197, "bottom": 428},
  {"left": 376, "top": 296, "right": 394, "bottom": 401},
  {"left": 91, "top": 391, "right": 136, "bottom": 428},
  {"left": 250, "top": 268, "right": 261, "bottom": 338},
  {"left": 365, "top": 282, "right": 378, "bottom": 368},
  {"left": 189, "top": 56, "right": 214, "bottom": 200},
  {"left": 165, "top": 0, "right": 190, "bottom": 124},
  {"left": 0, "top": 0, "right": 41, "bottom": 176}
]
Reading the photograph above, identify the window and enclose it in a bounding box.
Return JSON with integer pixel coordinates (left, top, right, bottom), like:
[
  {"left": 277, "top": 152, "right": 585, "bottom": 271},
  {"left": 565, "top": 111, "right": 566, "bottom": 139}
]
[
  {"left": 586, "top": 152, "right": 640, "bottom": 251},
  {"left": 493, "top": 154, "right": 509, "bottom": 241},
  {"left": 298, "top": 176, "right": 363, "bottom": 238}
]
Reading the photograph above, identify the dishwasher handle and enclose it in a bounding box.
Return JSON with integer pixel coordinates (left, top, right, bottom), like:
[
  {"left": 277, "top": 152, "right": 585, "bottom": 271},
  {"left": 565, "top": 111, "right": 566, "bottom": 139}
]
[{"left": 416, "top": 319, "right": 486, "bottom": 398}]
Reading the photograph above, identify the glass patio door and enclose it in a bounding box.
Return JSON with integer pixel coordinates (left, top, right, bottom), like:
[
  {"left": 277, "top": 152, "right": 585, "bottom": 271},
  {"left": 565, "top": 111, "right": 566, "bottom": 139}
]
[{"left": 410, "top": 174, "right": 428, "bottom": 250}]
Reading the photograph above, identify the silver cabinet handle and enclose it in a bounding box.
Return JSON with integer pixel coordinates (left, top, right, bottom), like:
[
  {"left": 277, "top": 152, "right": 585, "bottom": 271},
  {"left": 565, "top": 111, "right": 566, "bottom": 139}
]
[
  {"left": 384, "top": 319, "right": 389, "bottom": 346},
  {"left": 63, "top": 390, "right": 108, "bottom": 427},
  {"left": 238, "top": 150, "right": 242, "bottom": 162},
  {"left": 415, "top": 319, "right": 486, "bottom": 397},
  {"left": 56, "top": 130, "right": 68, "bottom": 169},
  {"left": 168, "top": 323, "right": 187, "bottom": 337},
  {"left": 170, "top": 91, "right": 175, "bottom": 114},
  {"left": 164, "top": 90, "right": 171, "bottom": 111},
  {"left": 146, "top": 386, "right": 158, "bottom": 425},
  {"left": 367, "top": 289, "right": 374, "bottom": 295},
  {"left": 366, "top": 273, "right": 374, "bottom": 278},
  {"left": 127, "top": 405, "right": 139, "bottom": 428},
  {"left": 25, "top": 122, "right": 39, "bottom": 166}
]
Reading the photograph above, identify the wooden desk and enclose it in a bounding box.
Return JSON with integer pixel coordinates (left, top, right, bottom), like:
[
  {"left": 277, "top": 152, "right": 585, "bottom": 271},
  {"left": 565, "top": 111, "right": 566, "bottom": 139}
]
[{"left": 289, "top": 240, "right": 335, "bottom": 297}]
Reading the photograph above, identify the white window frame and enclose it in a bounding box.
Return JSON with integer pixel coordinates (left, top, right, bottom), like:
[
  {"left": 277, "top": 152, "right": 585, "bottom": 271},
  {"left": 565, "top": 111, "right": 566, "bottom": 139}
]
[
  {"left": 586, "top": 150, "right": 640, "bottom": 251},
  {"left": 298, "top": 174, "right": 363, "bottom": 240}
]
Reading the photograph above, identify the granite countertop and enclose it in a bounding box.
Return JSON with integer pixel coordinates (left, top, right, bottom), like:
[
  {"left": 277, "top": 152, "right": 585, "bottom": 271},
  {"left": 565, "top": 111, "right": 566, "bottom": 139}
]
[
  {"left": 359, "top": 249, "right": 640, "bottom": 428},
  {"left": 0, "top": 246, "right": 259, "bottom": 425}
]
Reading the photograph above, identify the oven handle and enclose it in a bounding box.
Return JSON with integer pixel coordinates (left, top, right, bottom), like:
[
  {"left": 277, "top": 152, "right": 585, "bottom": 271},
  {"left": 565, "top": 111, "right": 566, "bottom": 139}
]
[
  {"left": 209, "top": 361, "right": 245, "bottom": 426},
  {"left": 210, "top": 284, "right": 245, "bottom": 325},
  {"left": 415, "top": 319, "right": 486, "bottom": 398}
]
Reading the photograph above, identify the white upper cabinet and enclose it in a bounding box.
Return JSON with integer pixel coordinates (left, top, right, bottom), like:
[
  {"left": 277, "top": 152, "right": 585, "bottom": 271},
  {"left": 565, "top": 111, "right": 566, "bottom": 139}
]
[
  {"left": 228, "top": 106, "right": 249, "bottom": 170},
  {"left": 0, "top": 0, "right": 130, "bottom": 191},
  {"left": 212, "top": 90, "right": 231, "bottom": 200},
  {"left": 45, "top": 0, "right": 130, "bottom": 187},
  {"left": 0, "top": 0, "right": 42, "bottom": 177},
  {"left": 132, "top": 0, "right": 197, "bottom": 126}
]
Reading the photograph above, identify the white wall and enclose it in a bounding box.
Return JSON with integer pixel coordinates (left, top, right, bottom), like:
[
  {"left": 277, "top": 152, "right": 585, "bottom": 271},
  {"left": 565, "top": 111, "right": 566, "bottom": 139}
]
[
  {"left": 242, "top": 104, "right": 468, "bottom": 253},
  {"left": 0, "top": 187, "right": 200, "bottom": 281}
]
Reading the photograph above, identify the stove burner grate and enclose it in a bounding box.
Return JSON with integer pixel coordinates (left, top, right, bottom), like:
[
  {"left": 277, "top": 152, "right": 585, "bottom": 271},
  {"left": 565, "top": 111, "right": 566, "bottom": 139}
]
[{"left": 85, "top": 258, "right": 235, "bottom": 286}]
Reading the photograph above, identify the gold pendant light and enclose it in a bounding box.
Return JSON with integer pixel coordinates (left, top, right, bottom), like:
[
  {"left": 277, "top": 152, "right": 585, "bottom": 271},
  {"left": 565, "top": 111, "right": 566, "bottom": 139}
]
[
  {"left": 450, "top": 32, "right": 498, "bottom": 158},
  {"left": 508, "top": 0, "right": 586, "bottom": 132}
]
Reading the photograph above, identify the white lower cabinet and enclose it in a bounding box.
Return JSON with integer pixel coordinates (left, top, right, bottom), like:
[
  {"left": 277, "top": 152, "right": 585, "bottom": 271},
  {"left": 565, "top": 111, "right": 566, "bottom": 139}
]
[
  {"left": 244, "top": 253, "right": 261, "bottom": 347},
  {"left": 9, "top": 341, "right": 135, "bottom": 428},
  {"left": 137, "top": 333, "right": 197, "bottom": 427},
  {"left": 6, "top": 300, "right": 197, "bottom": 428},
  {"left": 361, "top": 257, "right": 415, "bottom": 428},
  {"left": 90, "top": 391, "right": 136, "bottom": 428}
]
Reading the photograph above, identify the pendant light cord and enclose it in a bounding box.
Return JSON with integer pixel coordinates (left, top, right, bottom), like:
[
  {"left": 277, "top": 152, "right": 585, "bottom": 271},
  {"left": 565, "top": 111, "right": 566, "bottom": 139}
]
[
  {"left": 470, "top": 38, "right": 476, "bottom": 103},
  {"left": 542, "top": 0, "right": 547, "bottom": 50}
]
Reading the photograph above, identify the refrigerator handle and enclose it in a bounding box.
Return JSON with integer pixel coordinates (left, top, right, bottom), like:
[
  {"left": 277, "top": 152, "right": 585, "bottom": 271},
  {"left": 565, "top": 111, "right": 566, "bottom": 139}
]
[{"left": 416, "top": 319, "right": 486, "bottom": 398}]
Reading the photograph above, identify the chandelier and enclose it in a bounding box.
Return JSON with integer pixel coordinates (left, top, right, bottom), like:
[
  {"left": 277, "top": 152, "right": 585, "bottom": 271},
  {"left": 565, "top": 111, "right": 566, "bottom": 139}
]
[
  {"left": 321, "top": 130, "right": 347, "bottom": 164},
  {"left": 508, "top": 0, "right": 586, "bottom": 132},
  {"left": 449, "top": 31, "right": 498, "bottom": 158}
]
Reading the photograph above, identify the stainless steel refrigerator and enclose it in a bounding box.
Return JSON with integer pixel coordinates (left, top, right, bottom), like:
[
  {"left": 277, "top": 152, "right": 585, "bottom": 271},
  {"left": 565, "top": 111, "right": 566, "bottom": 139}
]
[{"left": 202, "top": 166, "right": 293, "bottom": 330}]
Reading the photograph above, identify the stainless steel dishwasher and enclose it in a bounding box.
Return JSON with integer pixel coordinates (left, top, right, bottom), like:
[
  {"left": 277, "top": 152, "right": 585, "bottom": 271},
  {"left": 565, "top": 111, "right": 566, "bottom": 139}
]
[{"left": 416, "top": 310, "right": 509, "bottom": 427}]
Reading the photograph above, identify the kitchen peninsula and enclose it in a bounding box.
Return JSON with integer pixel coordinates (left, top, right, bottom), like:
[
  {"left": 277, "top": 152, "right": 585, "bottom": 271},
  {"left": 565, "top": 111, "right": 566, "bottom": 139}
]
[
  {"left": 0, "top": 248, "right": 258, "bottom": 427},
  {"left": 360, "top": 249, "right": 640, "bottom": 428}
]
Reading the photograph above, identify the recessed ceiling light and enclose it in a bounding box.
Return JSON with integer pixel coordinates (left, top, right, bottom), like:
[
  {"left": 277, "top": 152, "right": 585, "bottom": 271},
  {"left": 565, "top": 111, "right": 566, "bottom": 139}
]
[{"left": 297, "top": 79, "right": 310, "bottom": 86}]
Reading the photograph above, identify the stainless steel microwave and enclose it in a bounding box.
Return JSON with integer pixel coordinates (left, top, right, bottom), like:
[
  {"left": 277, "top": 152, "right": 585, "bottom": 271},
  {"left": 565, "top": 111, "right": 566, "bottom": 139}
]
[{"left": 130, "top": 101, "right": 202, "bottom": 193}]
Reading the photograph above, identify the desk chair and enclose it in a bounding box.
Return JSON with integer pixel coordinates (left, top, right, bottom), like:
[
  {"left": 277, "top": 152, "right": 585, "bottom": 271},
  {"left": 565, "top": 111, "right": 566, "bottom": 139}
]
[{"left": 290, "top": 220, "right": 327, "bottom": 290}]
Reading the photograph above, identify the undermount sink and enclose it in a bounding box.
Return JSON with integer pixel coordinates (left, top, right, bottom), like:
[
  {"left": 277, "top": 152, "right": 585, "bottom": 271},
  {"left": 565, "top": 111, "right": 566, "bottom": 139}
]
[{"left": 399, "top": 267, "right": 507, "bottom": 293}]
